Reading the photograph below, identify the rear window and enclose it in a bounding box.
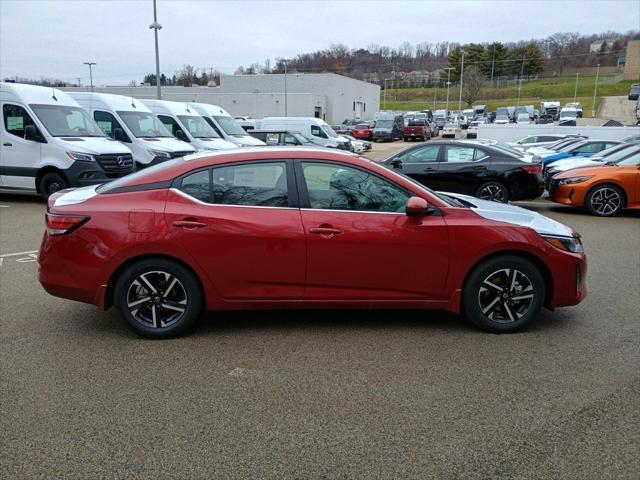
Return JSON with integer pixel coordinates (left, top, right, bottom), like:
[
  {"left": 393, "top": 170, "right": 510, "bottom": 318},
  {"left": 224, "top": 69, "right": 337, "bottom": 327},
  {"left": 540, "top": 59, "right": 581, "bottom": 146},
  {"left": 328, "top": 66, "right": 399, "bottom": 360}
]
[{"left": 96, "top": 159, "right": 181, "bottom": 193}]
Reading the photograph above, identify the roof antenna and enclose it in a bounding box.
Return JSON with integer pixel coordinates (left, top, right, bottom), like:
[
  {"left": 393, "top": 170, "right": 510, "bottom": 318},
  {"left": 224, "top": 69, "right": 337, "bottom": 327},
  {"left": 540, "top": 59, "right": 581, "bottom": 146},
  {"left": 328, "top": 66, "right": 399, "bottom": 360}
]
[
  {"left": 186, "top": 104, "right": 191, "bottom": 113},
  {"left": 51, "top": 88, "right": 58, "bottom": 101},
  {"left": 131, "top": 97, "right": 136, "bottom": 108}
]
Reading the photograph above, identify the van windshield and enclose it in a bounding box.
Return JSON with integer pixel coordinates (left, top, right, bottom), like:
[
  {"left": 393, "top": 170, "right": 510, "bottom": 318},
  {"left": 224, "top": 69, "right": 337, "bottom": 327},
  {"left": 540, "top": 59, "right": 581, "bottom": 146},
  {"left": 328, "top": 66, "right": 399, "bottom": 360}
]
[
  {"left": 376, "top": 120, "right": 393, "bottom": 128},
  {"left": 177, "top": 115, "right": 220, "bottom": 138},
  {"left": 30, "top": 104, "right": 105, "bottom": 137},
  {"left": 213, "top": 116, "right": 247, "bottom": 136},
  {"left": 322, "top": 125, "right": 338, "bottom": 138},
  {"left": 117, "top": 111, "right": 173, "bottom": 138}
]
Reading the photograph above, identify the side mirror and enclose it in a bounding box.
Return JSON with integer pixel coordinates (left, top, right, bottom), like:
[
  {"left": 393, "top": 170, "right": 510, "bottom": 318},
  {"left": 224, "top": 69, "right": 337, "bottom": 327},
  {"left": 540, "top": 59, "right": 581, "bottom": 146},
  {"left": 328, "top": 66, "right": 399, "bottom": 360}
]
[
  {"left": 113, "top": 127, "right": 129, "bottom": 143},
  {"left": 406, "top": 196, "right": 430, "bottom": 217},
  {"left": 390, "top": 159, "right": 403, "bottom": 169},
  {"left": 24, "top": 125, "right": 41, "bottom": 142},
  {"left": 175, "top": 129, "right": 189, "bottom": 142}
]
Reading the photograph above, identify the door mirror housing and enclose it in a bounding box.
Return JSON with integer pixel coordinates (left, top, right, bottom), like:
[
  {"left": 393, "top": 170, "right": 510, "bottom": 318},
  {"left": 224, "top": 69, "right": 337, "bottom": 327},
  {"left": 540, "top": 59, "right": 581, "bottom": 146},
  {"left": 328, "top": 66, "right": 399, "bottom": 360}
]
[
  {"left": 390, "top": 159, "right": 403, "bottom": 169},
  {"left": 175, "top": 129, "right": 189, "bottom": 142},
  {"left": 24, "top": 125, "right": 42, "bottom": 142},
  {"left": 113, "top": 127, "right": 129, "bottom": 143},
  {"left": 406, "top": 196, "right": 430, "bottom": 217}
]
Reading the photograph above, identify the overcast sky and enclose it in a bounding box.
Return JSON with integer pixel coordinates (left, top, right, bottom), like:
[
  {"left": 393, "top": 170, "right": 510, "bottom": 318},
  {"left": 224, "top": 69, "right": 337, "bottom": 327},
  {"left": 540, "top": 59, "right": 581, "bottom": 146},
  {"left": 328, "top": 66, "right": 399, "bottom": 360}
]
[{"left": 1, "top": 0, "right": 638, "bottom": 86}]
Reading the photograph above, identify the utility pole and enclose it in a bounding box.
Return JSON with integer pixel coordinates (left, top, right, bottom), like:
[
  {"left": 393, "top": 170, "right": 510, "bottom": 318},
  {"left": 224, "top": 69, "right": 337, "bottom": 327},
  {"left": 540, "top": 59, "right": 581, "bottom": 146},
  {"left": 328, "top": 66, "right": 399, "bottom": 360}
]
[
  {"left": 457, "top": 51, "right": 465, "bottom": 114},
  {"left": 444, "top": 67, "right": 454, "bottom": 113},
  {"left": 490, "top": 45, "right": 496, "bottom": 88},
  {"left": 517, "top": 55, "right": 526, "bottom": 106},
  {"left": 83, "top": 62, "right": 96, "bottom": 91},
  {"left": 433, "top": 79, "right": 437, "bottom": 109},
  {"left": 591, "top": 63, "right": 600, "bottom": 118},
  {"left": 284, "top": 61, "right": 288, "bottom": 115},
  {"left": 149, "top": 0, "right": 163, "bottom": 99},
  {"left": 76, "top": 77, "right": 81, "bottom": 87},
  {"left": 573, "top": 73, "right": 580, "bottom": 103},
  {"left": 383, "top": 78, "right": 390, "bottom": 110}
]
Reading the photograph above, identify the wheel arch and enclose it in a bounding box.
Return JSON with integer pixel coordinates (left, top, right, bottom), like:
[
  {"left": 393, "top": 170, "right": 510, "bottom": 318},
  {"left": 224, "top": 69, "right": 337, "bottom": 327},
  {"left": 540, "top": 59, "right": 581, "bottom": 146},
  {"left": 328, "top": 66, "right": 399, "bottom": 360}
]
[
  {"left": 104, "top": 253, "right": 206, "bottom": 310},
  {"left": 462, "top": 249, "right": 554, "bottom": 308}
]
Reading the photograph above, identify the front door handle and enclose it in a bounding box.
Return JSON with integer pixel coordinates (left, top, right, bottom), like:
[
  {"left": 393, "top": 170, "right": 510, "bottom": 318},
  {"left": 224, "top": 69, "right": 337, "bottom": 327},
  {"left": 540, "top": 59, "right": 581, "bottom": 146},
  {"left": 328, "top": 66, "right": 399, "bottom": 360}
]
[
  {"left": 173, "top": 219, "right": 207, "bottom": 230},
  {"left": 309, "top": 226, "right": 343, "bottom": 238},
  {"left": 422, "top": 167, "right": 436, "bottom": 172},
  {"left": 2, "top": 142, "right": 12, "bottom": 147}
]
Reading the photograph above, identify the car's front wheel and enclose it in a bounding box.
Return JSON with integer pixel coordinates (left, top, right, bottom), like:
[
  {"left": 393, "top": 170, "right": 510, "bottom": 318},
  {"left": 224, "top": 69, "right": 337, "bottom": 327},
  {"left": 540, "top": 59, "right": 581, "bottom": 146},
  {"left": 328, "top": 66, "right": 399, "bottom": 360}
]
[
  {"left": 114, "top": 258, "right": 203, "bottom": 338},
  {"left": 585, "top": 184, "right": 625, "bottom": 217},
  {"left": 463, "top": 255, "right": 545, "bottom": 333}
]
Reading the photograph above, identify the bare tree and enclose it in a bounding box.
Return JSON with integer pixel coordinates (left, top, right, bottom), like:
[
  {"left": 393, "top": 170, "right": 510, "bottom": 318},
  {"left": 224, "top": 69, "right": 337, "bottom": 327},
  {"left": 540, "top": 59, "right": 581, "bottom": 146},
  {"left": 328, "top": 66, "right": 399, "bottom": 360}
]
[
  {"left": 462, "top": 66, "right": 485, "bottom": 107},
  {"left": 176, "top": 64, "right": 197, "bottom": 86}
]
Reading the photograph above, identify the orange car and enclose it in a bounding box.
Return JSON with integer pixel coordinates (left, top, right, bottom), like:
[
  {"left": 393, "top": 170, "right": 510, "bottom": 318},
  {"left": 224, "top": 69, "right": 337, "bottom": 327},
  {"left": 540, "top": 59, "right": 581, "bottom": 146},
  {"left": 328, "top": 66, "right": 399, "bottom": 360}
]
[{"left": 549, "top": 155, "right": 640, "bottom": 216}]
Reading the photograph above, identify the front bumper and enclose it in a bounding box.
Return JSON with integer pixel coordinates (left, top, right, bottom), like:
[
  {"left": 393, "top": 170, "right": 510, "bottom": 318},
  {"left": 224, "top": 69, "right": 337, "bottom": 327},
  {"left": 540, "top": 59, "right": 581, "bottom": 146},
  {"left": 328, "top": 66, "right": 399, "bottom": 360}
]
[{"left": 546, "top": 247, "right": 588, "bottom": 308}]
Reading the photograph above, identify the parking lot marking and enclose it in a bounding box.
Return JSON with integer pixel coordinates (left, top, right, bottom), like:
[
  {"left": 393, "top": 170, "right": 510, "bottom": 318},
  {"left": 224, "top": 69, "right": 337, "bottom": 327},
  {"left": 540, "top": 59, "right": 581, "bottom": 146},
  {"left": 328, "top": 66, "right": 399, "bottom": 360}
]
[
  {"left": 0, "top": 250, "right": 39, "bottom": 258},
  {"left": 0, "top": 205, "right": 9, "bottom": 208},
  {"left": 0, "top": 250, "right": 39, "bottom": 268}
]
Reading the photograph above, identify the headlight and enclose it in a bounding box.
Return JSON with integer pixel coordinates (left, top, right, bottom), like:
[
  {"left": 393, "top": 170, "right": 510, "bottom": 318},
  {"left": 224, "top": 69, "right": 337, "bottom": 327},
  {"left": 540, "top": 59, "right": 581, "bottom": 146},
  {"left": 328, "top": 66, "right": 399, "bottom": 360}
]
[
  {"left": 541, "top": 235, "right": 584, "bottom": 253},
  {"left": 66, "top": 151, "right": 95, "bottom": 162},
  {"left": 558, "top": 176, "right": 592, "bottom": 186},
  {"left": 148, "top": 149, "right": 171, "bottom": 159}
]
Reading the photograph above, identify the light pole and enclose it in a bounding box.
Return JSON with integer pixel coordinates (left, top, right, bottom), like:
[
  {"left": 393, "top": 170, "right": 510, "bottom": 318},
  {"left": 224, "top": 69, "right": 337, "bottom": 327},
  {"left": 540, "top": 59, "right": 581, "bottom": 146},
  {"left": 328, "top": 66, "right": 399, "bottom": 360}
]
[
  {"left": 149, "top": 0, "right": 162, "bottom": 100},
  {"left": 517, "top": 55, "right": 525, "bottom": 106},
  {"left": 490, "top": 44, "right": 496, "bottom": 87},
  {"left": 383, "top": 78, "right": 391, "bottom": 110},
  {"left": 457, "top": 51, "right": 465, "bottom": 113},
  {"left": 591, "top": 64, "right": 600, "bottom": 118},
  {"left": 83, "top": 62, "right": 96, "bottom": 91},
  {"left": 573, "top": 73, "right": 580, "bottom": 103},
  {"left": 284, "top": 61, "right": 288, "bottom": 115},
  {"left": 433, "top": 78, "right": 438, "bottom": 109},
  {"left": 444, "top": 67, "right": 454, "bottom": 113}
]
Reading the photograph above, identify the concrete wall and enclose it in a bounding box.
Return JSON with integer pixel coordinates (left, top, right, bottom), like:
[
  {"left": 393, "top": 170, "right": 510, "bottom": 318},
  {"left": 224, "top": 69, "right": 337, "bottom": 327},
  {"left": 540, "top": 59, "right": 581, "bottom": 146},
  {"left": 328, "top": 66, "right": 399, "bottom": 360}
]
[
  {"left": 624, "top": 40, "right": 640, "bottom": 81},
  {"left": 60, "top": 73, "right": 380, "bottom": 124},
  {"left": 477, "top": 124, "right": 637, "bottom": 143}
]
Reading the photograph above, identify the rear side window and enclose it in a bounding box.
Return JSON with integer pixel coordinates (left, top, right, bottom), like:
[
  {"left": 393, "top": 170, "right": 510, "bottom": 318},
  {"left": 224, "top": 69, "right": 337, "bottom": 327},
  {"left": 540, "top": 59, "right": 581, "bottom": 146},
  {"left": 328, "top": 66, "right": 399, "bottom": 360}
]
[
  {"left": 265, "top": 133, "right": 280, "bottom": 145},
  {"left": 212, "top": 162, "right": 288, "bottom": 207},
  {"left": 3, "top": 104, "right": 38, "bottom": 138},
  {"left": 180, "top": 170, "right": 210, "bottom": 202},
  {"left": 444, "top": 146, "right": 478, "bottom": 163}
]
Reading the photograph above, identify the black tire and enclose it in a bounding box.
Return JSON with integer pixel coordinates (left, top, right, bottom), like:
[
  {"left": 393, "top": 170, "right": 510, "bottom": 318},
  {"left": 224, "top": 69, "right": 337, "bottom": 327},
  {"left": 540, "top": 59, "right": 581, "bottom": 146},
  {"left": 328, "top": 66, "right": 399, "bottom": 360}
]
[
  {"left": 476, "top": 181, "right": 510, "bottom": 203},
  {"left": 463, "top": 255, "right": 545, "bottom": 333},
  {"left": 39, "top": 172, "right": 68, "bottom": 200},
  {"left": 114, "top": 258, "right": 203, "bottom": 339},
  {"left": 585, "top": 184, "right": 625, "bottom": 217}
]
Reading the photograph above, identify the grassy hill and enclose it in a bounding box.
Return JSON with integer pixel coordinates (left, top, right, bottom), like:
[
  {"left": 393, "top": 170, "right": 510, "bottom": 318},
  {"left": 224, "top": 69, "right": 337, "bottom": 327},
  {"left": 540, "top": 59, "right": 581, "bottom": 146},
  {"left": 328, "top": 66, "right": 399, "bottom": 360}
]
[{"left": 382, "top": 76, "right": 634, "bottom": 114}]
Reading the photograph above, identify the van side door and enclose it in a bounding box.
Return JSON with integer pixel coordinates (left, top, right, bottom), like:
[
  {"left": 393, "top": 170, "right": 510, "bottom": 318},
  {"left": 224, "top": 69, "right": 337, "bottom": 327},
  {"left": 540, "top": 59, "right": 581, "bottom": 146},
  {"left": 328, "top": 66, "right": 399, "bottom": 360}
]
[{"left": 1, "top": 103, "right": 44, "bottom": 189}]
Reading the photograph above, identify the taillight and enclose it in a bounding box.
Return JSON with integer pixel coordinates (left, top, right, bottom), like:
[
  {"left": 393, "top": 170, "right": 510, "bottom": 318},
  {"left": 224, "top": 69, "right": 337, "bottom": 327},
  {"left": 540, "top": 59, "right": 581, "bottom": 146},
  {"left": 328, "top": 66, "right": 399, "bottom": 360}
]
[
  {"left": 45, "top": 213, "right": 90, "bottom": 236},
  {"left": 522, "top": 164, "right": 542, "bottom": 174}
]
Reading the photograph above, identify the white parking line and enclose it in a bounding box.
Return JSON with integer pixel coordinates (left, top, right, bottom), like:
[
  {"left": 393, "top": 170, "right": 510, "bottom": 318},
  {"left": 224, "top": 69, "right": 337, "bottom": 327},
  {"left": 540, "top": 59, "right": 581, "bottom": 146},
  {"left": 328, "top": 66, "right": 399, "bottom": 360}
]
[
  {"left": 0, "top": 250, "right": 39, "bottom": 268},
  {"left": 0, "top": 250, "right": 39, "bottom": 258},
  {"left": 0, "top": 205, "right": 9, "bottom": 208}
]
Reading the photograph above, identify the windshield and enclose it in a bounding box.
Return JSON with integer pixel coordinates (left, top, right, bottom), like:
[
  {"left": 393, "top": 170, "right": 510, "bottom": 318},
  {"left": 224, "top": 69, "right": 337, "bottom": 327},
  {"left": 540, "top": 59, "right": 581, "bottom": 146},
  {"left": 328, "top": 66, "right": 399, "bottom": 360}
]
[
  {"left": 30, "top": 104, "right": 105, "bottom": 137},
  {"left": 117, "top": 111, "right": 173, "bottom": 138},
  {"left": 213, "top": 116, "right": 246, "bottom": 136},
  {"left": 376, "top": 120, "right": 393, "bottom": 128},
  {"left": 322, "top": 125, "right": 338, "bottom": 138},
  {"left": 560, "top": 111, "right": 577, "bottom": 118},
  {"left": 177, "top": 115, "right": 219, "bottom": 138}
]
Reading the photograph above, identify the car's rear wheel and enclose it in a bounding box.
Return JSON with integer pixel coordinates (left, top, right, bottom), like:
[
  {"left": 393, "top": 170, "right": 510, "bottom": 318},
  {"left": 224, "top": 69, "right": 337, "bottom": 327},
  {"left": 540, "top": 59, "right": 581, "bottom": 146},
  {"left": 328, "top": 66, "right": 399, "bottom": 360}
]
[
  {"left": 114, "top": 258, "right": 203, "bottom": 338},
  {"left": 476, "top": 181, "right": 509, "bottom": 203},
  {"left": 463, "top": 255, "right": 545, "bottom": 333},
  {"left": 585, "top": 184, "right": 625, "bottom": 217},
  {"left": 39, "top": 172, "right": 68, "bottom": 200}
]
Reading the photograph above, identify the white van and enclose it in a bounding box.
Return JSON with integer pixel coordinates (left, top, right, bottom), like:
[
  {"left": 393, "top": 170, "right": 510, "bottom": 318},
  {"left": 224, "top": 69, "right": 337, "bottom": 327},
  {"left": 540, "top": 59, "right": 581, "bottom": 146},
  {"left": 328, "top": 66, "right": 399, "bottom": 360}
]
[
  {"left": 141, "top": 99, "right": 238, "bottom": 152},
  {"left": 260, "top": 117, "right": 351, "bottom": 150},
  {"left": 70, "top": 92, "right": 195, "bottom": 169},
  {"left": 189, "top": 103, "right": 265, "bottom": 147},
  {"left": 0, "top": 82, "right": 134, "bottom": 199}
]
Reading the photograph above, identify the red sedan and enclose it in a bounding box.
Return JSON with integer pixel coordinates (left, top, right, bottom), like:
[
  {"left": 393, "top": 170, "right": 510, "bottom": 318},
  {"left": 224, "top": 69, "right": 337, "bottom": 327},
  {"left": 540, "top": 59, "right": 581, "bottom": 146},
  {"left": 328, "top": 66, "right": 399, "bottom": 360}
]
[
  {"left": 352, "top": 123, "right": 374, "bottom": 141},
  {"left": 39, "top": 148, "right": 587, "bottom": 338}
]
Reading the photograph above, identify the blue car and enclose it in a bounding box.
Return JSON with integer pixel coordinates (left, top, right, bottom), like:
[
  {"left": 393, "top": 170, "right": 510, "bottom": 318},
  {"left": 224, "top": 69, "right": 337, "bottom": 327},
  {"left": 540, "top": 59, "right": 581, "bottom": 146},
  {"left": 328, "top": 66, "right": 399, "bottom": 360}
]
[{"left": 542, "top": 140, "right": 622, "bottom": 167}]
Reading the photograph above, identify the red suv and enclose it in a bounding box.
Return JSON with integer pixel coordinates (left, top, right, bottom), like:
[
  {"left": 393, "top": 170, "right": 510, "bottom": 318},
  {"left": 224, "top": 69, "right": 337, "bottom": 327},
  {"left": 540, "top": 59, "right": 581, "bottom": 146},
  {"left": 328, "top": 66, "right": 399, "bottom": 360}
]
[{"left": 39, "top": 148, "right": 587, "bottom": 338}]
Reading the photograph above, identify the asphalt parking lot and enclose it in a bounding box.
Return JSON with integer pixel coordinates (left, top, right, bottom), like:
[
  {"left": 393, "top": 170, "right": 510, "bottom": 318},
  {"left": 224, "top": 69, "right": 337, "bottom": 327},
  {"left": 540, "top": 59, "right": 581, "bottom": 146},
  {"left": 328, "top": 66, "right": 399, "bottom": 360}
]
[{"left": 1, "top": 159, "right": 639, "bottom": 478}]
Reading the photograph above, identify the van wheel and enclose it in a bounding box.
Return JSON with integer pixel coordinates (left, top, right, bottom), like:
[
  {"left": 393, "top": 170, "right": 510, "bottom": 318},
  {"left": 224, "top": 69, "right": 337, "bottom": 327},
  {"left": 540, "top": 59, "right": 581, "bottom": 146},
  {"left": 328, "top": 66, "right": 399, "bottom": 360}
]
[{"left": 39, "top": 172, "right": 68, "bottom": 200}]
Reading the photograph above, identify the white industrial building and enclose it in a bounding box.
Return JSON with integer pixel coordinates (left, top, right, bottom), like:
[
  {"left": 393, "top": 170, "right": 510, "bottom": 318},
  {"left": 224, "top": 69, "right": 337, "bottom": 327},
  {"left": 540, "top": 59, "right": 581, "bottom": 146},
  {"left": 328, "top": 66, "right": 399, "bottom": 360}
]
[{"left": 62, "top": 73, "right": 380, "bottom": 124}]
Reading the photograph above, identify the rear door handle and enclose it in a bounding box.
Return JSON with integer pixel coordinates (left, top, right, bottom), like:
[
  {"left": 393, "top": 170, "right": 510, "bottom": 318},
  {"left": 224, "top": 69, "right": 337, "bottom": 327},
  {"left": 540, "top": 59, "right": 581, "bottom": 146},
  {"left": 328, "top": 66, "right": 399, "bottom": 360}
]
[
  {"left": 173, "top": 219, "right": 207, "bottom": 229},
  {"left": 2, "top": 142, "right": 12, "bottom": 146},
  {"left": 422, "top": 167, "right": 436, "bottom": 172},
  {"left": 309, "top": 227, "right": 343, "bottom": 237}
]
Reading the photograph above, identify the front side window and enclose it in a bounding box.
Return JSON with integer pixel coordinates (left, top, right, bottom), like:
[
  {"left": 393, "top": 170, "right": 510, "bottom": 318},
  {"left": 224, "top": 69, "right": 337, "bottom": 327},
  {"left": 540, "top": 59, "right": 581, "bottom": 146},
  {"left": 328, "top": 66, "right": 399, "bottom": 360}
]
[
  {"left": 574, "top": 143, "right": 602, "bottom": 154},
  {"left": 301, "top": 162, "right": 409, "bottom": 213},
  {"left": 311, "top": 125, "right": 328, "bottom": 139},
  {"left": 265, "top": 133, "right": 280, "bottom": 145},
  {"left": 400, "top": 145, "right": 440, "bottom": 163},
  {"left": 212, "top": 162, "right": 288, "bottom": 207},
  {"left": 444, "top": 146, "right": 478, "bottom": 163},
  {"left": 2, "top": 104, "right": 38, "bottom": 139},
  {"left": 94, "top": 110, "right": 125, "bottom": 139},
  {"left": 30, "top": 104, "right": 104, "bottom": 137},
  {"left": 158, "top": 115, "right": 182, "bottom": 138}
]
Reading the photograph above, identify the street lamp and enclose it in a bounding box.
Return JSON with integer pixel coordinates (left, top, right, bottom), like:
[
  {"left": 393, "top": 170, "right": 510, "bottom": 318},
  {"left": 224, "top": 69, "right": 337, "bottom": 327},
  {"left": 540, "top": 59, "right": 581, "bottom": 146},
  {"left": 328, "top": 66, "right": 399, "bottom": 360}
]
[
  {"left": 443, "top": 67, "right": 454, "bottom": 113},
  {"left": 517, "top": 55, "right": 525, "bottom": 107},
  {"left": 573, "top": 73, "right": 580, "bottom": 103},
  {"left": 149, "top": 0, "right": 162, "bottom": 100},
  {"left": 284, "top": 61, "right": 288, "bottom": 116},
  {"left": 591, "top": 64, "right": 600, "bottom": 118},
  {"left": 83, "top": 62, "right": 96, "bottom": 91},
  {"left": 383, "top": 78, "right": 391, "bottom": 110},
  {"left": 457, "top": 51, "right": 465, "bottom": 113}
]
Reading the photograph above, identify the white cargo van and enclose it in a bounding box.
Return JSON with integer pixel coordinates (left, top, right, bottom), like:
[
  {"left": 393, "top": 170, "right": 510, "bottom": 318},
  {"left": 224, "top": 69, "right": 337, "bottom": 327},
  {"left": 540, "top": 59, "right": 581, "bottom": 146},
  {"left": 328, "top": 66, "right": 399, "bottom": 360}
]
[
  {"left": 0, "top": 82, "right": 134, "bottom": 199},
  {"left": 260, "top": 117, "right": 351, "bottom": 150},
  {"left": 70, "top": 92, "right": 195, "bottom": 169},
  {"left": 189, "top": 103, "right": 265, "bottom": 146},
  {"left": 141, "top": 99, "right": 238, "bottom": 152}
]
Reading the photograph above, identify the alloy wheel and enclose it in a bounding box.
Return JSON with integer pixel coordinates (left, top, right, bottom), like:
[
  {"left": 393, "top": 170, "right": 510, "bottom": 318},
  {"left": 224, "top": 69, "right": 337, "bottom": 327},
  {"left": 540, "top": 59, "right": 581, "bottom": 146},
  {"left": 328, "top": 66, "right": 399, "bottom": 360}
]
[
  {"left": 47, "top": 181, "right": 65, "bottom": 195},
  {"left": 126, "top": 271, "right": 188, "bottom": 329},
  {"left": 477, "top": 268, "right": 535, "bottom": 323},
  {"left": 590, "top": 187, "right": 621, "bottom": 215},
  {"left": 479, "top": 185, "right": 506, "bottom": 202}
]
